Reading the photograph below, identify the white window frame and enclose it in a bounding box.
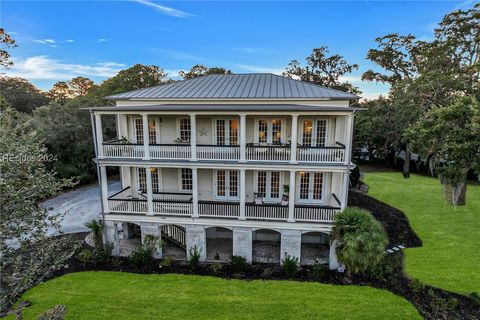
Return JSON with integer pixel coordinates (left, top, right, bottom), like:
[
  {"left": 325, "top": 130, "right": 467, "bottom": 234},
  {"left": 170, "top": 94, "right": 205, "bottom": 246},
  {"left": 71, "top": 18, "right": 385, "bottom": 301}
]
[
  {"left": 148, "top": 117, "right": 161, "bottom": 144},
  {"left": 178, "top": 168, "right": 193, "bottom": 192},
  {"left": 254, "top": 171, "right": 284, "bottom": 203},
  {"left": 136, "top": 167, "right": 162, "bottom": 193},
  {"left": 254, "top": 118, "right": 286, "bottom": 144},
  {"left": 295, "top": 171, "right": 328, "bottom": 204},
  {"left": 213, "top": 169, "right": 240, "bottom": 201},
  {"left": 299, "top": 118, "right": 331, "bottom": 147},
  {"left": 212, "top": 118, "right": 239, "bottom": 145},
  {"left": 176, "top": 117, "right": 191, "bottom": 142},
  {"left": 131, "top": 117, "right": 143, "bottom": 144}
]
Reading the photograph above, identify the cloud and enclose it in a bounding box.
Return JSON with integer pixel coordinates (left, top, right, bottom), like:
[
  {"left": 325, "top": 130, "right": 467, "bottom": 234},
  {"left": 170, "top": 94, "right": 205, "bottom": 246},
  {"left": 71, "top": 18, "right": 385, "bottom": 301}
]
[
  {"left": 65, "top": 39, "right": 75, "bottom": 43},
  {"left": 3, "top": 55, "right": 125, "bottom": 80},
  {"left": 132, "top": 0, "right": 191, "bottom": 18},
  {"left": 233, "top": 63, "right": 284, "bottom": 75},
  {"left": 98, "top": 38, "right": 109, "bottom": 43},
  {"left": 32, "top": 39, "right": 56, "bottom": 45},
  {"left": 232, "top": 47, "right": 264, "bottom": 54}
]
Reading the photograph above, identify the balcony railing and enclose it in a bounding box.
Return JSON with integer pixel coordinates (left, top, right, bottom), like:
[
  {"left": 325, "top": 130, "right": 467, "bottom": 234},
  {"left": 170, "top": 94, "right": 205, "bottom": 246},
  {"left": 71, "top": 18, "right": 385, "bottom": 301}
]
[
  {"left": 101, "top": 142, "right": 345, "bottom": 164},
  {"left": 107, "top": 187, "right": 340, "bottom": 222}
]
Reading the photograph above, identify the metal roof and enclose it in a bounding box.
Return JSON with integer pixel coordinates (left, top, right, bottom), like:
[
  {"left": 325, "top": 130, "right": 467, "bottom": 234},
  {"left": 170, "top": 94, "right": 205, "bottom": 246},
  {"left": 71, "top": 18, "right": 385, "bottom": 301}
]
[
  {"left": 106, "top": 73, "right": 360, "bottom": 100},
  {"left": 86, "top": 104, "right": 364, "bottom": 112}
]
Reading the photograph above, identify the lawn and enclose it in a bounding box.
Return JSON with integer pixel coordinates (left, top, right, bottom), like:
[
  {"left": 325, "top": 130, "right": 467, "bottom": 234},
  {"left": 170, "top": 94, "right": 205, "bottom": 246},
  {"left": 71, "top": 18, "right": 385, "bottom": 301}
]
[
  {"left": 13, "top": 271, "right": 420, "bottom": 320},
  {"left": 364, "top": 172, "right": 480, "bottom": 294}
]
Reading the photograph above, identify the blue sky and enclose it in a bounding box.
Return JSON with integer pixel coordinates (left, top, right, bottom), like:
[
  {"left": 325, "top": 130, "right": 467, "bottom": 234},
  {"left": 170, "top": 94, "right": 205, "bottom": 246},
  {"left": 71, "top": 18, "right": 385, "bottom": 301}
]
[{"left": 1, "top": 0, "right": 476, "bottom": 99}]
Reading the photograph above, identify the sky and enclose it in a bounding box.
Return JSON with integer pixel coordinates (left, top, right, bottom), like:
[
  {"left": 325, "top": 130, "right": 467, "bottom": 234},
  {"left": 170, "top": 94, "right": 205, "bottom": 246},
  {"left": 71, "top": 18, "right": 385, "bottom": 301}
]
[{"left": 0, "top": 0, "right": 477, "bottom": 100}]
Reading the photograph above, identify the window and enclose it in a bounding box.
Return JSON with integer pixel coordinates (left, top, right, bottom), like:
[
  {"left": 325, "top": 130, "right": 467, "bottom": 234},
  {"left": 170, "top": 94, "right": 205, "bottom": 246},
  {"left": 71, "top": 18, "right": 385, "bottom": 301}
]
[
  {"left": 297, "top": 172, "right": 325, "bottom": 203},
  {"left": 138, "top": 168, "right": 147, "bottom": 193},
  {"left": 302, "top": 119, "right": 328, "bottom": 147},
  {"left": 217, "top": 170, "right": 226, "bottom": 196},
  {"left": 258, "top": 120, "right": 268, "bottom": 143},
  {"left": 216, "top": 120, "right": 226, "bottom": 145},
  {"left": 229, "top": 120, "right": 238, "bottom": 145},
  {"left": 179, "top": 118, "right": 191, "bottom": 142},
  {"left": 256, "top": 171, "right": 282, "bottom": 202},
  {"left": 181, "top": 168, "right": 192, "bottom": 191},
  {"left": 257, "top": 119, "right": 283, "bottom": 144},
  {"left": 271, "top": 172, "right": 280, "bottom": 198},
  {"left": 257, "top": 171, "right": 267, "bottom": 197},
  {"left": 151, "top": 168, "right": 159, "bottom": 192},
  {"left": 215, "top": 170, "right": 239, "bottom": 200},
  {"left": 135, "top": 118, "right": 144, "bottom": 144},
  {"left": 148, "top": 118, "right": 157, "bottom": 144},
  {"left": 229, "top": 170, "right": 238, "bottom": 197}
]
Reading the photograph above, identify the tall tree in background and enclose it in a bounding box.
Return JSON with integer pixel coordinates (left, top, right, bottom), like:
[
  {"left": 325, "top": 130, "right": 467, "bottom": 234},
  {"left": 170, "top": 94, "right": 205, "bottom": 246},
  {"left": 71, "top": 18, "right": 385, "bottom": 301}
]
[
  {"left": 0, "top": 76, "right": 49, "bottom": 113},
  {"left": 0, "top": 28, "right": 16, "bottom": 68},
  {"left": 90, "top": 64, "right": 168, "bottom": 99},
  {"left": 283, "top": 46, "right": 361, "bottom": 95},
  {"left": 405, "top": 96, "right": 480, "bottom": 205},
  {"left": 68, "top": 76, "right": 94, "bottom": 97},
  {"left": 0, "top": 107, "right": 77, "bottom": 311},
  {"left": 178, "top": 64, "right": 232, "bottom": 79},
  {"left": 46, "top": 81, "right": 73, "bottom": 105}
]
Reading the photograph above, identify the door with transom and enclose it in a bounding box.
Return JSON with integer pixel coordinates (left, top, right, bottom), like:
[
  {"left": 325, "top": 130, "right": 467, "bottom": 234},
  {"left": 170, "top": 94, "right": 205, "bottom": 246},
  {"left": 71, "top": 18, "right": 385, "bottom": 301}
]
[
  {"left": 255, "top": 171, "right": 282, "bottom": 203},
  {"left": 296, "top": 172, "right": 325, "bottom": 204},
  {"left": 214, "top": 170, "right": 239, "bottom": 200},
  {"left": 215, "top": 119, "right": 238, "bottom": 145}
]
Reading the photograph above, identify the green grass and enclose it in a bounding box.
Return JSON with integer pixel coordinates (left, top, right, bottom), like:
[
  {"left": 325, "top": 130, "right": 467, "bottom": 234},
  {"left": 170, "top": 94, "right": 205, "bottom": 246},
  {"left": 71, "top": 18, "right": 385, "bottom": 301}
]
[
  {"left": 12, "top": 271, "right": 420, "bottom": 320},
  {"left": 364, "top": 172, "right": 480, "bottom": 294}
]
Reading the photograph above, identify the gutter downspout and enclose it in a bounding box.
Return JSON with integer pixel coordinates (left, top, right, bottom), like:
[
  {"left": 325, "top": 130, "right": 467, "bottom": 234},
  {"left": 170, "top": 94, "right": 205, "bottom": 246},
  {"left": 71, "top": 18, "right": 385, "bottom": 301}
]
[{"left": 90, "top": 110, "right": 107, "bottom": 242}]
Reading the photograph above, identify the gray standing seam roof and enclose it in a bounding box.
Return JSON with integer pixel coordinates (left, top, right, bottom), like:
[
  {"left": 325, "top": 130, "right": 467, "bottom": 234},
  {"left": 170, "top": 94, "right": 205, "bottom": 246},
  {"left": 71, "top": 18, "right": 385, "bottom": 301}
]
[{"left": 106, "top": 73, "right": 360, "bottom": 100}]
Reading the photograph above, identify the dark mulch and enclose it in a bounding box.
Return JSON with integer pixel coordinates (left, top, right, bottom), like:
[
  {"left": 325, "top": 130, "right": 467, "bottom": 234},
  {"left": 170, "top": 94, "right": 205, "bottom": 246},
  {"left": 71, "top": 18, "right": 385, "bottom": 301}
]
[{"left": 348, "top": 189, "right": 422, "bottom": 247}]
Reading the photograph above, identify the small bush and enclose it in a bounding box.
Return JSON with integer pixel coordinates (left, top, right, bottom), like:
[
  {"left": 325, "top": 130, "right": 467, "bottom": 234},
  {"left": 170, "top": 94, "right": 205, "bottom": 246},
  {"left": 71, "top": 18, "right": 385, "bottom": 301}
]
[
  {"left": 446, "top": 298, "right": 459, "bottom": 311},
  {"left": 189, "top": 246, "right": 201, "bottom": 269},
  {"left": 470, "top": 292, "right": 480, "bottom": 305},
  {"left": 349, "top": 162, "right": 360, "bottom": 187},
  {"left": 129, "top": 235, "right": 159, "bottom": 268},
  {"left": 260, "top": 267, "right": 273, "bottom": 278},
  {"left": 159, "top": 256, "right": 173, "bottom": 267},
  {"left": 409, "top": 278, "right": 425, "bottom": 293},
  {"left": 366, "top": 253, "right": 402, "bottom": 280},
  {"left": 230, "top": 255, "right": 248, "bottom": 273},
  {"left": 77, "top": 249, "right": 94, "bottom": 264},
  {"left": 209, "top": 262, "right": 223, "bottom": 274},
  {"left": 37, "top": 304, "right": 66, "bottom": 320},
  {"left": 282, "top": 253, "right": 299, "bottom": 278},
  {"left": 309, "top": 259, "right": 325, "bottom": 280}
]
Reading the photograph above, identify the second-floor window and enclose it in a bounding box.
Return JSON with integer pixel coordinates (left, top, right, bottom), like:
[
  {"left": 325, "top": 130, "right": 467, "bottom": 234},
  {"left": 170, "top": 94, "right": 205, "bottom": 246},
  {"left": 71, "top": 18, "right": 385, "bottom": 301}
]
[
  {"left": 134, "top": 118, "right": 144, "bottom": 144},
  {"left": 256, "top": 119, "right": 283, "bottom": 144},
  {"left": 148, "top": 118, "right": 157, "bottom": 144},
  {"left": 297, "top": 172, "right": 324, "bottom": 203},
  {"left": 301, "top": 119, "right": 327, "bottom": 147},
  {"left": 256, "top": 171, "right": 281, "bottom": 202},
  {"left": 215, "top": 119, "right": 238, "bottom": 145},
  {"left": 180, "top": 168, "right": 192, "bottom": 191},
  {"left": 179, "top": 118, "right": 191, "bottom": 142},
  {"left": 137, "top": 167, "right": 160, "bottom": 193}
]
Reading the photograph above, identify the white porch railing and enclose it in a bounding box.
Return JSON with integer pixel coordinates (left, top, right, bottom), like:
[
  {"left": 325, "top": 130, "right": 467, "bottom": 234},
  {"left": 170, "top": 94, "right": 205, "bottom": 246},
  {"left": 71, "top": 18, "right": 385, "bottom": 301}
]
[
  {"left": 149, "top": 144, "right": 191, "bottom": 160},
  {"left": 103, "top": 143, "right": 144, "bottom": 158},
  {"left": 153, "top": 200, "right": 192, "bottom": 216},
  {"left": 197, "top": 145, "right": 240, "bottom": 160},
  {"left": 246, "top": 145, "right": 291, "bottom": 162},
  {"left": 161, "top": 225, "right": 186, "bottom": 247},
  {"left": 294, "top": 205, "right": 339, "bottom": 222},
  {"left": 245, "top": 203, "right": 288, "bottom": 220},
  {"left": 198, "top": 201, "right": 240, "bottom": 218},
  {"left": 297, "top": 144, "right": 345, "bottom": 163}
]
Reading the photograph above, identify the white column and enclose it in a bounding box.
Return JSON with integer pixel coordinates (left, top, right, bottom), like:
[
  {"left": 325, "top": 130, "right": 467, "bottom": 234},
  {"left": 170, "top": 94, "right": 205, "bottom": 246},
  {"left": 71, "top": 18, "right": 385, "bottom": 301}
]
[
  {"left": 186, "top": 225, "right": 206, "bottom": 261},
  {"left": 142, "top": 114, "right": 150, "bottom": 159},
  {"left": 239, "top": 169, "right": 246, "bottom": 220},
  {"left": 100, "top": 165, "right": 109, "bottom": 213},
  {"left": 95, "top": 113, "right": 104, "bottom": 158},
  {"left": 190, "top": 114, "right": 197, "bottom": 161},
  {"left": 104, "top": 221, "right": 119, "bottom": 256},
  {"left": 288, "top": 170, "right": 296, "bottom": 222},
  {"left": 280, "top": 229, "right": 302, "bottom": 264},
  {"left": 329, "top": 239, "right": 340, "bottom": 270},
  {"left": 233, "top": 227, "right": 252, "bottom": 263},
  {"left": 344, "top": 114, "right": 353, "bottom": 165},
  {"left": 290, "top": 114, "right": 298, "bottom": 163},
  {"left": 341, "top": 171, "right": 349, "bottom": 210},
  {"left": 239, "top": 114, "right": 247, "bottom": 162},
  {"left": 192, "top": 168, "right": 199, "bottom": 218},
  {"left": 145, "top": 167, "right": 154, "bottom": 215}
]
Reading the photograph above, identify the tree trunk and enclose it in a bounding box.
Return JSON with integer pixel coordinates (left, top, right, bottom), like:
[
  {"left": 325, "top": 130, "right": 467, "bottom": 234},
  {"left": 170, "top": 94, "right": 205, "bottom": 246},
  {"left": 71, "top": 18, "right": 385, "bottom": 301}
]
[
  {"left": 442, "top": 180, "right": 467, "bottom": 206},
  {"left": 402, "top": 149, "right": 411, "bottom": 179}
]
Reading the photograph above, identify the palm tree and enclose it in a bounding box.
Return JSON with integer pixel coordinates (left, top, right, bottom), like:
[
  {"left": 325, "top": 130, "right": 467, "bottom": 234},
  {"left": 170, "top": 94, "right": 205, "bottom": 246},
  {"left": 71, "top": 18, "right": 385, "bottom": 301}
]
[
  {"left": 331, "top": 207, "right": 388, "bottom": 274},
  {"left": 85, "top": 219, "right": 104, "bottom": 249}
]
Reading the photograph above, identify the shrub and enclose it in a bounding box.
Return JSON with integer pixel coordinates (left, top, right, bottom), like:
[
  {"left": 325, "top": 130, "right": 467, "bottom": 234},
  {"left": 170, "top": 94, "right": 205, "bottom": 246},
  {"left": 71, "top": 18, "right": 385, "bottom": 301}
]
[
  {"left": 37, "top": 304, "right": 66, "bottom": 320},
  {"left": 209, "top": 262, "right": 223, "bottom": 274},
  {"left": 409, "top": 278, "right": 425, "bottom": 293},
  {"left": 85, "top": 219, "right": 104, "bottom": 249},
  {"left": 77, "top": 249, "right": 94, "bottom": 264},
  {"left": 189, "top": 245, "right": 201, "bottom": 269},
  {"left": 230, "top": 255, "right": 247, "bottom": 273},
  {"left": 260, "top": 267, "right": 273, "bottom": 278},
  {"left": 160, "top": 256, "right": 173, "bottom": 267},
  {"left": 470, "top": 292, "right": 480, "bottom": 305},
  {"left": 331, "top": 207, "right": 388, "bottom": 274},
  {"left": 366, "top": 253, "right": 403, "bottom": 280},
  {"left": 309, "top": 259, "right": 325, "bottom": 280},
  {"left": 129, "top": 235, "right": 159, "bottom": 268},
  {"left": 446, "top": 298, "right": 459, "bottom": 311},
  {"left": 282, "top": 253, "right": 299, "bottom": 278},
  {"left": 349, "top": 162, "right": 361, "bottom": 187}
]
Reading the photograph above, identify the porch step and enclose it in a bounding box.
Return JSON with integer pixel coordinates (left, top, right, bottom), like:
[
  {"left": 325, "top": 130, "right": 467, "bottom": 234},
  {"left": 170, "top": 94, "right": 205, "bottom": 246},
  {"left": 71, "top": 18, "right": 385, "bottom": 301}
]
[{"left": 161, "top": 225, "right": 186, "bottom": 250}]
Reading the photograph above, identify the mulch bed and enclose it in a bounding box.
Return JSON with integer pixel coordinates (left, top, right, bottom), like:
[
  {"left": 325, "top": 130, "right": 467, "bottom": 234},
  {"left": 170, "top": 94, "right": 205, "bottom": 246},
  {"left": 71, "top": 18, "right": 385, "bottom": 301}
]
[{"left": 348, "top": 189, "right": 422, "bottom": 247}]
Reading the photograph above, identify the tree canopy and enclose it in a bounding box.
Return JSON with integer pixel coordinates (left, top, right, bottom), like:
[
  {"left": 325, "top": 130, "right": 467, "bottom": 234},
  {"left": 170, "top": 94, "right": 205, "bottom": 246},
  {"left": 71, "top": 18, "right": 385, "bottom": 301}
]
[
  {"left": 0, "top": 28, "right": 16, "bottom": 68},
  {"left": 0, "top": 76, "right": 49, "bottom": 113},
  {"left": 178, "top": 64, "right": 232, "bottom": 79}
]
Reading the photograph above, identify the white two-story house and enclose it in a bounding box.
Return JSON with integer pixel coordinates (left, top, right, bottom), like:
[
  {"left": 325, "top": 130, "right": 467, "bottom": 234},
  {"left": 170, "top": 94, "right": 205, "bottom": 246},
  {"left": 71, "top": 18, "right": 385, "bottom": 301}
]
[{"left": 89, "top": 73, "right": 359, "bottom": 268}]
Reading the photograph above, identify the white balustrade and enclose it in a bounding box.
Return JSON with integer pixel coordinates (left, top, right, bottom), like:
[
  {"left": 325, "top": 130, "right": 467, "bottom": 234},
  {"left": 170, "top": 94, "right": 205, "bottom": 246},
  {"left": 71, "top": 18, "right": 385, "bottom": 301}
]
[
  {"left": 197, "top": 145, "right": 240, "bottom": 160},
  {"left": 153, "top": 200, "right": 192, "bottom": 216},
  {"left": 294, "top": 206, "right": 339, "bottom": 222},
  {"left": 245, "top": 204, "right": 288, "bottom": 221},
  {"left": 149, "top": 144, "right": 191, "bottom": 159},
  {"left": 103, "top": 144, "right": 144, "bottom": 158},
  {"left": 297, "top": 147, "right": 345, "bottom": 163},
  {"left": 246, "top": 146, "right": 291, "bottom": 162},
  {"left": 198, "top": 201, "right": 240, "bottom": 218},
  {"left": 161, "top": 225, "right": 186, "bottom": 247}
]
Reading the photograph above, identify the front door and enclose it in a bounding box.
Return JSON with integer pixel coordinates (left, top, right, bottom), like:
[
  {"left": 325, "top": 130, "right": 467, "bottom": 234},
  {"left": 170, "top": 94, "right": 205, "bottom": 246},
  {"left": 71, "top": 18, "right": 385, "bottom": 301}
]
[
  {"left": 215, "top": 119, "right": 238, "bottom": 145},
  {"left": 256, "top": 171, "right": 282, "bottom": 203},
  {"left": 301, "top": 119, "right": 328, "bottom": 147},
  {"left": 214, "top": 170, "right": 239, "bottom": 200},
  {"left": 296, "top": 172, "right": 324, "bottom": 204}
]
